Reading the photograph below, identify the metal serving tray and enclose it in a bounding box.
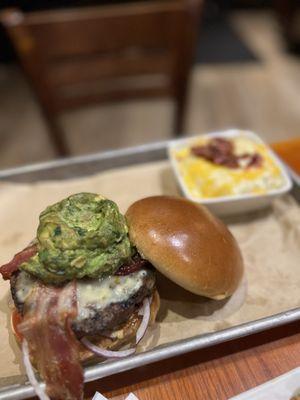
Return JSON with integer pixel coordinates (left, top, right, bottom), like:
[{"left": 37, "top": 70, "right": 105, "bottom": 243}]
[{"left": 0, "top": 141, "right": 299, "bottom": 400}]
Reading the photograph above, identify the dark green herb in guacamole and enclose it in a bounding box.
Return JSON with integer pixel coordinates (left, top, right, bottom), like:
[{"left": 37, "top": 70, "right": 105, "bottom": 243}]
[{"left": 20, "top": 193, "right": 132, "bottom": 284}]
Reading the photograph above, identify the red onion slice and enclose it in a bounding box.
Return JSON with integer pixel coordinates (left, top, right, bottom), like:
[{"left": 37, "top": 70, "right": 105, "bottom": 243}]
[
  {"left": 81, "top": 337, "right": 136, "bottom": 358},
  {"left": 22, "top": 340, "right": 50, "bottom": 400},
  {"left": 82, "top": 296, "right": 151, "bottom": 359},
  {"left": 136, "top": 297, "right": 151, "bottom": 344}
]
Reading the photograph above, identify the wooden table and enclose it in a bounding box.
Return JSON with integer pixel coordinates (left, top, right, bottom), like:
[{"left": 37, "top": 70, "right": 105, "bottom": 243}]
[{"left": 84, "top": 321, "right": 300, "bottom": 399}]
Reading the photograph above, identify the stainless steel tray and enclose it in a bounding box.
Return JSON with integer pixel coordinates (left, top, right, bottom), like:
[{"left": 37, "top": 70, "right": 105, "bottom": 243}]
[{"left": 0, "top": 141, "right": 299, "bottom": 400}]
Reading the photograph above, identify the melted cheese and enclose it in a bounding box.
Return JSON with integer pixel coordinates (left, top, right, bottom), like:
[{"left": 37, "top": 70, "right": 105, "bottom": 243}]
[
  {"left": 15, "top": 271, "right": 36, "bottom": 303},
  {"left": 76, "top": 270, "right": 147, "bottom": 319},
  {"left": 15, "top": 269, "right": 147, "bottom": 320}
]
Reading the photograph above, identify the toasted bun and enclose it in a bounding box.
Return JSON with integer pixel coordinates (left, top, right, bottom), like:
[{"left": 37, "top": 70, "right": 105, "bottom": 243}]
[
  {"left": 126, "top": 196, "right": 243, "bottom": 300},
  {"left": 11, "top": 291, "right": 160, "bottom": 364}
]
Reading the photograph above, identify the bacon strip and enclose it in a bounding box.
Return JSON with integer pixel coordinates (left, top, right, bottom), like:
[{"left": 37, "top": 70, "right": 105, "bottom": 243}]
[
  {"left": 115, "top": 254, "right": 150, "bottom": 276},
  {"left": 191, "top": 138, "right": 263, "bottom": 169},
  {"left": 18, "top": 281, "right": 84, "bottom": 400},
  {"left": 0, "top": 244, "right": 37, "bottom": 280}
]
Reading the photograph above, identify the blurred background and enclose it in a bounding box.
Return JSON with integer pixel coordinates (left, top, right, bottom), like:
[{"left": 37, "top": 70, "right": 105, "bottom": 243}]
[{"left": 0, "top": 0, "right": 300, "bottom": 169}]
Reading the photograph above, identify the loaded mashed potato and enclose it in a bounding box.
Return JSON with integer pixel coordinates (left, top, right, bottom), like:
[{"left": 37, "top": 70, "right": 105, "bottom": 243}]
[
  {"left": 21, "top": 193, "right": 132, "bottom": 283},
  {"left": 173, "top": 135, "right": 285, "bottom": 199}
]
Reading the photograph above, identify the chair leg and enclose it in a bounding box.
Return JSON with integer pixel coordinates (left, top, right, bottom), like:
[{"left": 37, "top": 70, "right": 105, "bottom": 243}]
[
  {"left": 274, "top": 0, "right": 298, "bottom": 49},
  {"left": 43, "top": 111, "right": 69, "bottom": 157},
  {"left": 173, "top": 85, "right": 188, "bottom": 136}
]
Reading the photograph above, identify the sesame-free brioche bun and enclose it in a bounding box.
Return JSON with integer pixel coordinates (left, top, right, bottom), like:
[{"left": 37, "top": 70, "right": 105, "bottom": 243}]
[{"left": 125, "top": 196, "right": 243, "bottom": 300}]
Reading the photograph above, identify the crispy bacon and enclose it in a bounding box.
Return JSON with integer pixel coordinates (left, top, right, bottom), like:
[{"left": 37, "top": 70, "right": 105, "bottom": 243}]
[
  {"left": 18, "top": 281, "right": 83, "bottom": 400},
  {"left": 0, "top": 244, "right": 37, "bottom": 280},
  {"left": 239, "top": 153, "right": 263, "bottom": 168},
  {"left": 191, "top": 137, "right": 263, "bottom": 169},
  {"left": 115, "top": 254, "right": 149, "bottom": 276}
]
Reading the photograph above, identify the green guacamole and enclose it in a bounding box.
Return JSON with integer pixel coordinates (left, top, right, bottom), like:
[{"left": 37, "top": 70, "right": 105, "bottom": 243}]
[{"left": 20, "top": 193, "right": 132, "bottom": 284}]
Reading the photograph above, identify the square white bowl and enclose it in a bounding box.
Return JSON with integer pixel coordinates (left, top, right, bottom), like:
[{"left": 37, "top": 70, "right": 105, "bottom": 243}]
[{"left": 168, "top": 130, "right": 293, "bottom": 216}]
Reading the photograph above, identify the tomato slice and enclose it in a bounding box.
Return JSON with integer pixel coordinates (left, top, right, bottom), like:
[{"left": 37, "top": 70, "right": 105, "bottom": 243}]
[{"left": 11, "top": 309, "right": 23, "bottom": 342}]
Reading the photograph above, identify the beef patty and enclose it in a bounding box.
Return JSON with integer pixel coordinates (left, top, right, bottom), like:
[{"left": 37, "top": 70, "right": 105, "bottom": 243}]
[{"left": 11, "top": 268, "right": 155, "bottom": 337}]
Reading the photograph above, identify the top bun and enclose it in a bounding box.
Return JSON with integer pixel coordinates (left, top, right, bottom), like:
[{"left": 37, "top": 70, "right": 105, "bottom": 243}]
[{"left": 125, "top": 196, "right": 243, "bottom": 300}]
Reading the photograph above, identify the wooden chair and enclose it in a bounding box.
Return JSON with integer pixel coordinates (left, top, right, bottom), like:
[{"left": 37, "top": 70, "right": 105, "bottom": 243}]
[
  {"left": 274, "top": 0, "right": 300, "bottom": 51},
  {"left": 1, "top": 1, "right": 202, "bottom": 156}
]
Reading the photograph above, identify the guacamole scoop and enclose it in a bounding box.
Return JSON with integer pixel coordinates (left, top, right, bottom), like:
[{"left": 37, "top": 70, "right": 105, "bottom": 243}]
[{"left": 21, "top": 193, "right": 132, "bottom": 284}]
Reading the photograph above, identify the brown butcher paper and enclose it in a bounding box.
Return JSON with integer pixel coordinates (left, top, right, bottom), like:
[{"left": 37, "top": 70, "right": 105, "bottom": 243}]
[{"left": 0, "top": 161, "right": 299, "bottom": 387}]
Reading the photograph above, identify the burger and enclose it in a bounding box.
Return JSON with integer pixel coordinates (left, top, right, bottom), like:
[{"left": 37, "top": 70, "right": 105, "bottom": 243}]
[{"left": 0, "top": 193, "right": 243, "bottom": 400}]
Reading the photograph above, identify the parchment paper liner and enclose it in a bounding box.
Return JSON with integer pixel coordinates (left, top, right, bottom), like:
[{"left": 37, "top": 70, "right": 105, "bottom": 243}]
[{"left": 0, "top": 161, "right": 299, "bottom": 386}]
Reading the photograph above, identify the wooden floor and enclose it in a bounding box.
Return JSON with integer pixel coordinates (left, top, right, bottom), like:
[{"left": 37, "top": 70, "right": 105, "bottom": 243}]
[{"left": 0, "top": 10, "right": 299, "bottom": 169}]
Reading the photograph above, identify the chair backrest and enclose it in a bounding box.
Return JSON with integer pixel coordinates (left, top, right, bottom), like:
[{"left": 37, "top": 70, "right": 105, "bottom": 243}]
[{"left": 1, "top": 1, "right": 202, "bottom": 113}]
